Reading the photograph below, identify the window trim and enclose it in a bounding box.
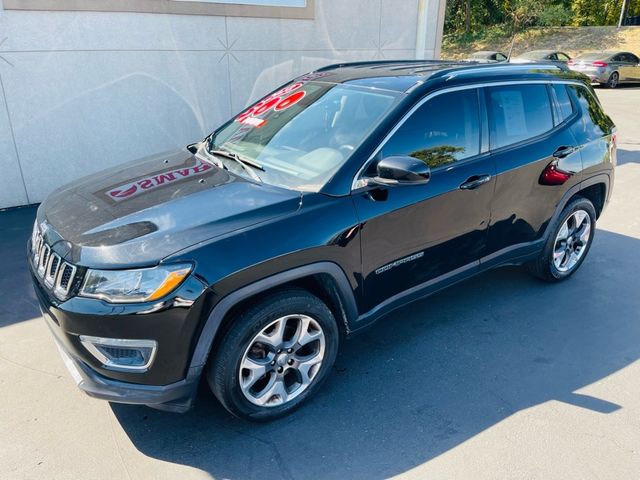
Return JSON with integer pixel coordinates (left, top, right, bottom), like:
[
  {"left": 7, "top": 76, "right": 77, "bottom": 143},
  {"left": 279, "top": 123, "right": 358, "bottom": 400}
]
[
  {"left": 2, "top": 0, "right": 315, "bottom": 19},
  {"left": 351, "top": 79, "right": 587, "bottom": 191}
]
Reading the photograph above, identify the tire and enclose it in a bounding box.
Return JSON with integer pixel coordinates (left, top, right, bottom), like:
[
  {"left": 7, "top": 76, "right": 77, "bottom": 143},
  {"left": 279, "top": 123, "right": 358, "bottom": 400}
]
[
  {"left": 207, "top": 288, "right": 339, "bottom": 421},
  {"left": 526, "top": 196, "right": 596, "bottom": 282},
  {"left": 605, "top": 71, "right": 619, "bottom": 89}
]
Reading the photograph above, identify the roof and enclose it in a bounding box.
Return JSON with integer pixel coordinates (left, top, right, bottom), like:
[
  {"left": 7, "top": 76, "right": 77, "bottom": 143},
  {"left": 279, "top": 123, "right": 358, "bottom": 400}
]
[{"left": 305, "top": 60, "right": 574, "bottom": 93}]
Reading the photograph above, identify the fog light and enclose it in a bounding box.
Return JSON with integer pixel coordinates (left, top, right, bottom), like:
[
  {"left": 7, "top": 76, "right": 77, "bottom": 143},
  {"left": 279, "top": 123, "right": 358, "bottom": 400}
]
[{"left": 79, "top": 336, "right": 157, "bottom": 373}]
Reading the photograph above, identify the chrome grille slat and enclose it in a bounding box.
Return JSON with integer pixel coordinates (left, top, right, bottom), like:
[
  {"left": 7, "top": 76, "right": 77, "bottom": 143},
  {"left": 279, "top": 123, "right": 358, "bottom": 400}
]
[{"left": 31, "top": 223, "right": 77, "bottom": 300}]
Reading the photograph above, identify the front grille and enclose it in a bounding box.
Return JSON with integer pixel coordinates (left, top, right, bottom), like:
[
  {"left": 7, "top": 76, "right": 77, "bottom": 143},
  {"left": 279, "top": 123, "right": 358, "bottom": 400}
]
[{"left": 31, "top": 223, "right": 78, "bottom": 300}]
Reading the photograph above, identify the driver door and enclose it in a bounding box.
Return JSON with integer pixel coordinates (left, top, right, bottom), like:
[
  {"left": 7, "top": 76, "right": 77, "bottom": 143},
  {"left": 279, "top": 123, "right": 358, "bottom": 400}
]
[{"left": 352, "top": 88, "right": 495, "bottom": 313}]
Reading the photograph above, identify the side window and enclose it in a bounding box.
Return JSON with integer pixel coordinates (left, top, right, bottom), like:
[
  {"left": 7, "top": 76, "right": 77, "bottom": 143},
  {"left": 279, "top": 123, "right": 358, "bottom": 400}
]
[
  {"left": 630, "top": 54, "right": 640, "bottom": 64},
  {"left": 496, "top": 53, "right": 507, "bottom": 61},
  {"left": 549, "top": 53, "right": 558, "bottom": 60},
  {"left": 486, "top": 84, "right": 554, "bottom": 149},
  {"left": 557, "top": 53, "right": 570, "bottom": 61},
  {"left": 568, "top": 85, "right": 613, "bottom": 141},
  {"left": 551, "top": 83, "right": 574, "bottom": 124},
  {"left": 379, "top": 89, "right": 481, "bottom": 169},
  {"left": 612, "top": 54, "right": 623, "bottom": 62}
]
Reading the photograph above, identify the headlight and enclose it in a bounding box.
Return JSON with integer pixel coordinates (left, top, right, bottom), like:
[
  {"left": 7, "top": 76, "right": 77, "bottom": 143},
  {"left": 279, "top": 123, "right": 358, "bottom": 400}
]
[{"left": 80, "top": 264, "right": 192, "bottom": 303}]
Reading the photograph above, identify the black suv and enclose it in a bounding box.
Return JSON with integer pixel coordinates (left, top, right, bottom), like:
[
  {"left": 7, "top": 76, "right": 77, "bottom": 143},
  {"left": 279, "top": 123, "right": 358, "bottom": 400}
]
[{"left": 29, "top": 61, "right": 616, "bottom": 421}]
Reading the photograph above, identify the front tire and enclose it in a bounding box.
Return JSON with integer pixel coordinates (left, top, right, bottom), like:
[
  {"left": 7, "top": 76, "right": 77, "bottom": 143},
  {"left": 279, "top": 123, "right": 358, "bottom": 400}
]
[
  {"left": 526, "top": 196, "right": 596, "bottom": 282},
  {"left": 207, "top": 288, "right": 339, "bottom": 421}
]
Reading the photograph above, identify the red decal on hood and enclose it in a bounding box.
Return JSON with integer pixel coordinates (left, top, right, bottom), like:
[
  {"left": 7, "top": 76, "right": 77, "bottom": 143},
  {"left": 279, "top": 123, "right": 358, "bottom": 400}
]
[{"left": 106, "top": 160, "right": 212, "bottom": 202}]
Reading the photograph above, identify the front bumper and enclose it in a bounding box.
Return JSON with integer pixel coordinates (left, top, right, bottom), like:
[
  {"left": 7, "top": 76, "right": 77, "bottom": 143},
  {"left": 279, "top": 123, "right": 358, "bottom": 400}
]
[
  {"left": 30, "top": 255, "right": 209, "bottom": 412},
  {"left": 50, "top": 330, "right": 199, "bottom": 412}
]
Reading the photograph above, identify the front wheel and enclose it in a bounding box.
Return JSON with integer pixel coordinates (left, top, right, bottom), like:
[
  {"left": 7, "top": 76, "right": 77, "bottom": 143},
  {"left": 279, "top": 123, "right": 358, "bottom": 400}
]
[
  {"left": 526, "top": 197, "right": 596, "bottom": 282},
  {"left": 207, "top": 288, "right": 339, "bottom": 421}
]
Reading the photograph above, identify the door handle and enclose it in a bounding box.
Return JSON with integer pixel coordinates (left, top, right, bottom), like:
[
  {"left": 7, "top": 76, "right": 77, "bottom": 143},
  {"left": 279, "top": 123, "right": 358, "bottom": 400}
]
[
  {"left": 459, "top": 174, "right": 491, "bottom": 190},
  {"left": 553, "top": 146, "right": 577, "bottom": 158}
]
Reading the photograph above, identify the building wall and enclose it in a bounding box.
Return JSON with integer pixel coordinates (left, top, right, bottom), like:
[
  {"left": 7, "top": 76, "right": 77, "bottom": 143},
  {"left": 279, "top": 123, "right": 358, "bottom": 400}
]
[{"left": 0, "top": 0, "right": 445, "bottom": 208}]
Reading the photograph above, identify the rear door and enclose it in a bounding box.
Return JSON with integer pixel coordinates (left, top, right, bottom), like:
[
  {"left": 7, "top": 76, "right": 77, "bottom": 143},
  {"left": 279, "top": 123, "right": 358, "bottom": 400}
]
[
  {"left": 353, "top": 87, "right": 495, "bottom": 312},
  {"left": 484, "top": 82, "right": 583, "bottom": 258}
]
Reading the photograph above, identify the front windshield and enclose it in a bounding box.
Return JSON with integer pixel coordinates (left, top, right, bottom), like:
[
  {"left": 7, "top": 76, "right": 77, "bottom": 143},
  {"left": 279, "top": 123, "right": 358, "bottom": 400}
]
[{"left": 208, "top": 81, "right": 399, "bottom": 191}]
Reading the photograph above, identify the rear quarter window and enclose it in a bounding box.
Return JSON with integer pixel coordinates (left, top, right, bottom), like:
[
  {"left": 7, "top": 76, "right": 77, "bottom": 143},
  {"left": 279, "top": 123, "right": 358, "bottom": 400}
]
[
  {"left": 551, "top": 83, "right": 574, "bottom": 124},
  {"left": 487, "top": 84, "right": 553, "bottom": 150},
  {"left": 568, "top": 85, "right": 613, "bottom": 141}
]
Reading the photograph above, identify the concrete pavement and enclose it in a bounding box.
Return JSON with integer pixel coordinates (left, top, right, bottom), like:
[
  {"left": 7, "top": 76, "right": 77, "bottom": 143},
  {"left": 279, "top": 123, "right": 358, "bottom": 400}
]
[{"left": 1, "top": 86, "right": 639, "bottom": 480}]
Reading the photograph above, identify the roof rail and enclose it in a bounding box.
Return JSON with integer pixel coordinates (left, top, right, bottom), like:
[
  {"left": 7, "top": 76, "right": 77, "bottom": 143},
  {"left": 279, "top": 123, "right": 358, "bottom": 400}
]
[
  {"left": 314, "top": 59, "right": 466, "bottom": 72},
  {"left": 425, "top": 62, "right": 567, "bottom": 81}
]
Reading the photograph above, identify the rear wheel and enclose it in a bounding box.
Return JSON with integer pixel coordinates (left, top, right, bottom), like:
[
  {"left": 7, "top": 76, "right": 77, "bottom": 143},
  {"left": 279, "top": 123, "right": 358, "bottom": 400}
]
[
  {"left": 207, "top": 288, "right": 339, "bottom": 421},
  {"left": 526, "top": 197, "right": 596, "bottom": 282},
  {"left": 605, "top": 71, "right": 619, "bottom": 89}
]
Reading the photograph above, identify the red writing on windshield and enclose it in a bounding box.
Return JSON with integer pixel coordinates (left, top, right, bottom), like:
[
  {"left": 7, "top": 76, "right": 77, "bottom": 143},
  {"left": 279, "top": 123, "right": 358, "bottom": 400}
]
[{"left": 236, "top": 82, "right": 306, "bottom": 123}]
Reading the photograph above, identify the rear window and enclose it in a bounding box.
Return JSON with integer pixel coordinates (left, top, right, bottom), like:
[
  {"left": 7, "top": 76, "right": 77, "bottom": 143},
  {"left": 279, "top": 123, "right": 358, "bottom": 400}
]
[{"left": 487, "top": 84, "right": 553, "bottom": 149}]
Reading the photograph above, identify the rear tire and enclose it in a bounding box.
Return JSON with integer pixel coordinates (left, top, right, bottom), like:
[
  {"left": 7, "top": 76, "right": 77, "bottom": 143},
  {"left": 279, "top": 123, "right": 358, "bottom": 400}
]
[
  {"left": 526, "top": 196, "right": 596, "bottom": 282},
  {"left": 605, "top": 71, "right": 619, "bottom": 89},
  {"left": 207, "top": 288, "right": 339, "bottom": 421}
]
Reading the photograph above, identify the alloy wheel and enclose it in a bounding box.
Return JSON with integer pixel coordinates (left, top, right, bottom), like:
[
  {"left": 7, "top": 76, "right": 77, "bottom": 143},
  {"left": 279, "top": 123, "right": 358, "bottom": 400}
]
[
  {"left": 553, "top": 209, "right": 592, "bottom": 273},
  {"left": 239, "top": 314, "right": 326, "bottom": 407},
  {"left": 608, "top": 72, "right": 619, "bottom": 88}
]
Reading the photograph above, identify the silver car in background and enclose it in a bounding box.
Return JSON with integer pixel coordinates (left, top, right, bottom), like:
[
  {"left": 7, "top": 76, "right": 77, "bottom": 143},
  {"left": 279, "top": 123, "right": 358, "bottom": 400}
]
[
  {"left": 510, "top": 50, "right": 571, "bottom": 64},
  {"left": 465, "top": 51, "right": 508, "bottom": 63},
  {"left": 568, "top": 51, "right": 640, "bottom": 88}
]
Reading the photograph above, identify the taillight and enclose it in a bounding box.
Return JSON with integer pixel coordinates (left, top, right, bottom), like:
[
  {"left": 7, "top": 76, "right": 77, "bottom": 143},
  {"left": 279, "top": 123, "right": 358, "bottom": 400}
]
[
  {"left": 540, "top": 162, "right": 573, "bottom": 185},
  {"left": 592, "top": 61, "right": 608, "bottom": 67},
  {"left": 567, "top": 60, "right": 574, "bottom": 66}
]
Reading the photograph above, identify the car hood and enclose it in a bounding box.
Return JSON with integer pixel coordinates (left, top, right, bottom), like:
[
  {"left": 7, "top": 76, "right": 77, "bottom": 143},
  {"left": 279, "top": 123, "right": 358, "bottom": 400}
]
[{"left": 37, "top": 149, "right": 302, "bottom": 268}]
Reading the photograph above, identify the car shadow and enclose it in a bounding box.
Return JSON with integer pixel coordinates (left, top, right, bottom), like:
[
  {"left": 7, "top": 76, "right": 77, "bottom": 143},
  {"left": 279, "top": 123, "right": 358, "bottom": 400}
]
[
  {"left": 594, "top": 83, "right": 640, "bottom": 90},
  {"left": 112, "top": 229, "right": 640, "bottom": 479},
  {"left": 0, "top": 205, "right": 40, "bottom": 328},
  {"left": 618, "top": 148, "right": 640, "bottom": 165}
]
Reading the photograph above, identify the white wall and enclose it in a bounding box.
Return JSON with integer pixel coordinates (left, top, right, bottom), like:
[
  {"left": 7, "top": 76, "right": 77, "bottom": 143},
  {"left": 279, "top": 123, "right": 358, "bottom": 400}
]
[{"left": 0, "top": 0, "right": 445, "bottom": 208}]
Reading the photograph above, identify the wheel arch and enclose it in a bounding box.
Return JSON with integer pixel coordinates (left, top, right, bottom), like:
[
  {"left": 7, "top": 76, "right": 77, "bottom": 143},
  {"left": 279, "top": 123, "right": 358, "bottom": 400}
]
[
  {"left": 188, "top": 262, "right": 358, "bottom": 376},
  {"left": 543, "top": 173, "right": 610, "bottom": 243}
]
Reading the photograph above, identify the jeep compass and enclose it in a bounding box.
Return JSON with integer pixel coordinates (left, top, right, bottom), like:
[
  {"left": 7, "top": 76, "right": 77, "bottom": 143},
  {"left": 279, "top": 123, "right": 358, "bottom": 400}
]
[{"left": 29, "top": 61, "right": 616, "bottom": 421}]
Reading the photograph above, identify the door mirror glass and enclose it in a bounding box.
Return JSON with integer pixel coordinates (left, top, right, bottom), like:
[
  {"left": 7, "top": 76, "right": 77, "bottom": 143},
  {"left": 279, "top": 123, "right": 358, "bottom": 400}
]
[{"left": 372, "top": 156, "right": 430, "bottom": 186}]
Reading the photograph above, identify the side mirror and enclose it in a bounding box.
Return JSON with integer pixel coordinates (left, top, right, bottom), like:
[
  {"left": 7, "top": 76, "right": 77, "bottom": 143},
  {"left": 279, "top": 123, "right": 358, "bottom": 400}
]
[{"left": 372, "top": 155, "right": 431, "bottom": 186}]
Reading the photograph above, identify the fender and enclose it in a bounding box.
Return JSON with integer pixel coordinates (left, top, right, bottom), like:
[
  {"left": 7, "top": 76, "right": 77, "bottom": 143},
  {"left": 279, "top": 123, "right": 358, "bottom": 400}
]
[
  {"left": 187, "top": 262, "right": 358, "bottom": 377},
  {"left": 541, "top": 172, "right": 610, "bottom": 243}
]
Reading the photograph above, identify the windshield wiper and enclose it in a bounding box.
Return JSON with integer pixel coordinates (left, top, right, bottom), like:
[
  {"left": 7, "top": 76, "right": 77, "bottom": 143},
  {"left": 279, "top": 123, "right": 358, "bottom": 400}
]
[{"left": 207, "top": 147, "right": 264, "bottom": 183}]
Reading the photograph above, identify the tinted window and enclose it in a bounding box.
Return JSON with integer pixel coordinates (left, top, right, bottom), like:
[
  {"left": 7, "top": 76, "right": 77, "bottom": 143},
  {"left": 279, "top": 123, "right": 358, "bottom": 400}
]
[
  {"left": 630, "top": 54, "right": 640, "bottom": 63},
  {"left": 487, "top": 84, "right": 553, "bottom": 149},
  {"left": 379, "top": 89, "right": 480, "bottom": 169},
  {"left": 568, "top": 85, "right": 612, "bottom": 141},
  {"left": 552, "top": 84, "right": 574, "bottom": 123}
]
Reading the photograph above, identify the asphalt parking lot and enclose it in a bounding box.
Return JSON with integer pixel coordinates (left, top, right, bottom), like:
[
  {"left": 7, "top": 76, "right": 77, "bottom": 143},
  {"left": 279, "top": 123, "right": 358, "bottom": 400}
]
[{"left": 1, "top": 86, "right": 640, "bottom": 480}]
